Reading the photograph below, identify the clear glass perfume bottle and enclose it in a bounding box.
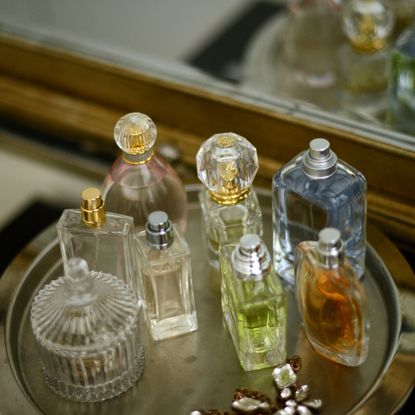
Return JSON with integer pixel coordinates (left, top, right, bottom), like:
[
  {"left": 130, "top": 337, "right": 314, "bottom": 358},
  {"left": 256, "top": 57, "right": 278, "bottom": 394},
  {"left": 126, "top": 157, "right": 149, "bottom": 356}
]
[
  {"left": 389, "top": 24, "right": 415, "bottom": 134},
  {"left": 31, "top": 258, "right": 144, "bottom": 402},
  {"left": 220, "top": 234, "right": 286, "bottom": 371},
  {"left": 102, "top": 112, "right": 187, "bottom": 231},
  {"left": 136, "top": 211, "right": 198, "bottom": 341},
  {"left": 294, "top": 228, "right": 369, "bottom": 366},
  {"left": 337, "top": 0, "right": 395, "bottom": 117},
  {"left": 196, "top": 132, "right": 262, "bottom": 267},
  {"left": 273, "top": 138, "right": 367, "bottom": 285},
  {"left": 57, "top": 187, "right": 140, "bottom": 297}
]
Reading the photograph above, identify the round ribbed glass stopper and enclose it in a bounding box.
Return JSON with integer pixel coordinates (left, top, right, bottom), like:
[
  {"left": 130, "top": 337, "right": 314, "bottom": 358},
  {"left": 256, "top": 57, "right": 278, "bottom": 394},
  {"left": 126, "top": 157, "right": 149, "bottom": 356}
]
[
  {"left": 31, "top": 257, "right": 144, "bottom": 402},
  {"left": 114, "top": 112, "right": 157, "bottom": 155},
  {"left": 342, "top": 0, "right": 394, "bottom": 52}
]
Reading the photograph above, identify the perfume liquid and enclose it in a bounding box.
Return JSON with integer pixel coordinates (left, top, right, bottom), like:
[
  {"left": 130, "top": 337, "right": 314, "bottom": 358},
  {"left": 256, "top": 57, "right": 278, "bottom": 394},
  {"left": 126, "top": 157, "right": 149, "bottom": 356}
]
[
  {"left": 295, "top": 228, "right": 369, "bottom": 366},
  {"left": 220, "top": 234, "right": 286, "bottom": 371},
  {"left": 273, "top": 139, "right": 366, "bottom": 284},
  {"left": 136, "top": 211, "right": 198, "bottom": 340}
]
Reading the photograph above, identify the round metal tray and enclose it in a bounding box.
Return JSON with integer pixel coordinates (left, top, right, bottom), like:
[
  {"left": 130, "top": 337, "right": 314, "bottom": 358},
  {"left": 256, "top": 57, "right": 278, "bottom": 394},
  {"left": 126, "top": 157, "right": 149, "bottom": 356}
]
[{"left": 0, "top": 185, "right": 414, "bottom": 414}]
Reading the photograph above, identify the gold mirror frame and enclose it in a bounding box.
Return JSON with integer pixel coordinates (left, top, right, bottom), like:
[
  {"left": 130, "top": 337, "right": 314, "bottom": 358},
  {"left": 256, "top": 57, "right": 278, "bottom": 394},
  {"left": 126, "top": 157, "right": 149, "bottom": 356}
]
[{"left": 0, "top": 33, "right": 414, "bottom": 249}]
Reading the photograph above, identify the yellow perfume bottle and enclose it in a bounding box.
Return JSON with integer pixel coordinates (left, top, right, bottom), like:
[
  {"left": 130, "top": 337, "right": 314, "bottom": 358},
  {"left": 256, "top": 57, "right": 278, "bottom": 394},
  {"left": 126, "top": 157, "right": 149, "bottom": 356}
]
[
  {"left": 102, "top": 112, "right": 187, "bottom": 231},
  {"left": 220, "top": 234, "right": 286, "bottom": 371},
  {"left": 196, "top": 132, "right": 262, "bottom": 267}
]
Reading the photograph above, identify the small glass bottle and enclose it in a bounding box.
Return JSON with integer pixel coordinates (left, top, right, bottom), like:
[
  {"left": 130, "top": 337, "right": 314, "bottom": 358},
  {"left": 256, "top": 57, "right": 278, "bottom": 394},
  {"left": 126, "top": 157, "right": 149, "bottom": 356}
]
[
  {"left": 136, "top": 211, "right": 198, "bottom": 341},
  {"left": 31, "top": 258, "right": 144, "bottom": 402},
  {"left": 57, "top": 187, "right": 139, "bottom": 297},
  {"left": 273, "top": 138, "right": 367, "bottom": 285},
  {"left": 196, "top": 132, "right": 262, "bottom": 267},
  {"left": 294, "top": 228, "right": 369, "bottom": 366},
  {"left": 389, "top": 24, "right": 415, "bottom": 134},
  {"left": 337, "top": 0, "right": 395, "bottom": 117},
  {"left": 220, "top": 234, "right": 286, "bottom": 371},
  {"left": 102, "top": 112, "right": 187, "bottom": 231}
]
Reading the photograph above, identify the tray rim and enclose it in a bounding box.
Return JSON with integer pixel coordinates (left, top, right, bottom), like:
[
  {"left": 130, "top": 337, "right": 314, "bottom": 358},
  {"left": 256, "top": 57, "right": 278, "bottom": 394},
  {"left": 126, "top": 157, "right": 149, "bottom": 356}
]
[{"left": 0, "top": 184, "right": 412, "bottom": 414}]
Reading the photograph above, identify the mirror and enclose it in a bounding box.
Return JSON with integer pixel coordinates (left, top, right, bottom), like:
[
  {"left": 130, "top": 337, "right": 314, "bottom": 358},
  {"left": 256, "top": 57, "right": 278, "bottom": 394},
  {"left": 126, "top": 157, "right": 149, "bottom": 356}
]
[{"left": 0, "top": 0, "right": 414, "bottom": 151}]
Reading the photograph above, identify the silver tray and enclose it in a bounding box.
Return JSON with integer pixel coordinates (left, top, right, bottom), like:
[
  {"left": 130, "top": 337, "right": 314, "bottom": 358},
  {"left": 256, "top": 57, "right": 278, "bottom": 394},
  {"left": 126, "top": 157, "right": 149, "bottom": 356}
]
[{"left": 0, "top": 185, "right": 414, "bottom": 414}]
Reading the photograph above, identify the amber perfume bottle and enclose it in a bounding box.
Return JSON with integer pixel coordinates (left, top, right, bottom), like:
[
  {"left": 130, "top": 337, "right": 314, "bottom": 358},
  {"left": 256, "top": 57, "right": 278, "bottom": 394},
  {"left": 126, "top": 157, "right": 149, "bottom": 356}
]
[
  {"left": 57, "top": 187, "right": 139, "bottom": 297},
  {"left": 136, "top": 211, "right": 198, "bottom": 341},
  {"left": 196, "top": 132, "right": 262, "bottom": 267},
  {"left": 294, "top": 228, "right": 369, "bottom": 366},
  {"left": 220, "top": 234, "right": 286, "bottom": 371},
  {"left": 337, "top": 0, "right": 395, "bottom": 117},
  {"left": 102, "top": 112, "right": 187, "bottom": 231}
]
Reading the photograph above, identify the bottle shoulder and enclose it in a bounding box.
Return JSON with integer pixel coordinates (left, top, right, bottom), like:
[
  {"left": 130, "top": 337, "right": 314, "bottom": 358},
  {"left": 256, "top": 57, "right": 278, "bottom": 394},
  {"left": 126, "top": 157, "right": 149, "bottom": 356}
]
[
  {"left": 136, "top": 226, "right": 190, "bottom": 263},
  {"left": 274, "top": 159, "right": 366, "bottom": 199},
  {"left": 104, "top": 154, "right": 183, "bottom": 190},
  {"left": 57, "top": 209, "right": 134, "bottom": 235}
]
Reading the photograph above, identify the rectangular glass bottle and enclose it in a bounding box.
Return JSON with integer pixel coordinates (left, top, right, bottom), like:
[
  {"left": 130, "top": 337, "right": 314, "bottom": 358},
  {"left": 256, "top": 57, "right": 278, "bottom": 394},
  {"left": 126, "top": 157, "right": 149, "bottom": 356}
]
[
  {"left": 273, "top": 139, "right": 367, "bottom": 284},
  {"left": 136, "top": 213, "right": 198, "bottom": 341},
  {"left": 220, "top": 239, "right": 286, "bottom": 371},
  {"left": 57, "top": 188, "right": 139, "bottom": 297}
]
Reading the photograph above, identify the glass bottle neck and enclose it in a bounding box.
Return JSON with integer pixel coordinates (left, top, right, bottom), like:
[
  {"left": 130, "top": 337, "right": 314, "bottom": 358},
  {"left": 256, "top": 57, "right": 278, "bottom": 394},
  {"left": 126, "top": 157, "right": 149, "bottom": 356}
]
[{"left": 123, "top": 149, "right": 154, "bottom": 164}]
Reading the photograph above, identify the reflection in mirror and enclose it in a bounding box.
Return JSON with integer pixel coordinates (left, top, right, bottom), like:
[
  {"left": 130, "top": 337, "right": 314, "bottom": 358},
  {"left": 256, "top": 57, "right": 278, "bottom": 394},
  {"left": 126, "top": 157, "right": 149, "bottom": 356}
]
[{"left": 0, "top": 0, "right": 414, "bottom": 149}]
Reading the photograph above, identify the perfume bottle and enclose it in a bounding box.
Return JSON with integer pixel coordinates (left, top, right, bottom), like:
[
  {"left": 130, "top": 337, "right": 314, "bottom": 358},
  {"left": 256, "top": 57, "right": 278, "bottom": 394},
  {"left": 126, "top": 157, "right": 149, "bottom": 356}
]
[
  {"left": 102, "top": 112, "right": 187, "bottom": 231},
  {"left": 389, "top": 24, "right": 415, "bottom": 134},
  {"left": 196, "top": 132, "right": 262, "bottom": 267},
  {"left": 337, "top": 0, "right": 395, "bottom": 117},
  {"left": 273, "top": 138, "right": 367, "bottom": 284},
  {"left": 294, "top": 228, "right": 369, "bottom": 366},
  {"left": 31, "top": 258, "right": 144, "bottom": 402},
  {"left": 57, "top": 187, "right": 140, "bottom": 297},
  {"left": 136, "top": 211, "right": 198, "bottom": 341},
  {"left": 220, "top": 234, "right": 286, "bottom": 371}
]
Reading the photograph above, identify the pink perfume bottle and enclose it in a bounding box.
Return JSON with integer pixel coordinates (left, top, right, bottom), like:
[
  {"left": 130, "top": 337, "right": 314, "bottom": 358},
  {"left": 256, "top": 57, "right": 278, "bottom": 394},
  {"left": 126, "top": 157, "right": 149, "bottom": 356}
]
[
  {"left": 102, "top": 112, "right": 187, "bottom": 231},
  {"left": 294, "top": 228, "right": 369, "bottom": 366}
]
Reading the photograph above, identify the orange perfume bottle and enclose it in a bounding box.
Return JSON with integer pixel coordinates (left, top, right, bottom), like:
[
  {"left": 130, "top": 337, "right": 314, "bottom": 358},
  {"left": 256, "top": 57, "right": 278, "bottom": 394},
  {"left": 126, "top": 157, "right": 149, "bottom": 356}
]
[{"left": 294, "top": 228, "right": 369, "bottom": 366}]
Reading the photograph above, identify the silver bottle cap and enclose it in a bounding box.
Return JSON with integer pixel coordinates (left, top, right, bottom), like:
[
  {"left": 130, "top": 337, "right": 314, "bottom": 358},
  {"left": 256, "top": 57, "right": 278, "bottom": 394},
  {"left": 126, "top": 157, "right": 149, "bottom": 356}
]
[
  {"left": 146, "top": 211, "right": 174, "bottom": 250},
  {"left": 302, "top": 138, "right": 337, "bottom": 179},
  {"left": 231, "top": 234, "right": 271, "bottom": 281},
  {"left": 317, "top": 228, "right": 344, "bottom": 267}
]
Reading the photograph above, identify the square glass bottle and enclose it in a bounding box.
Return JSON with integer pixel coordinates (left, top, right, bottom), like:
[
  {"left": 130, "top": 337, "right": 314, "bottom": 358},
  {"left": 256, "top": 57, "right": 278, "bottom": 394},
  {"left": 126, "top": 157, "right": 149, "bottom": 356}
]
[
  {"left": 196, "top": 132, "right": 262, "bottom": 267},
  {"left": 57, "top": 188, "right": 139, "bottom": 297},
  {"left": 136, "top": 211, "right": 198, "bottom": 341},
  {"left": 273, "top": 138, "right": 367, "bottom": 284},
  {"left": 220, "top": 234, "right": 286, "bottom": 371}
]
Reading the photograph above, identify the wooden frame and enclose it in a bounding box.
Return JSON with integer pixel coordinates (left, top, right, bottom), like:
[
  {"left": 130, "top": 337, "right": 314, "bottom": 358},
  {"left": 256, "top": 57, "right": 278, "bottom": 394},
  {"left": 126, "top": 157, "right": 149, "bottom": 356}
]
[{"left": 0, "top": 33, "right": 414, "bottom": 249}]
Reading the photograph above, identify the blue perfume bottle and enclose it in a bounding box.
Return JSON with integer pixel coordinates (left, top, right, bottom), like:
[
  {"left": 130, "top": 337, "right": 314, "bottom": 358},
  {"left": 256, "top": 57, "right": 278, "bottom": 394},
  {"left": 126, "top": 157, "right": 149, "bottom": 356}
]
[{"left": 272, "top": 138, "right": 367, "bottom": 284}]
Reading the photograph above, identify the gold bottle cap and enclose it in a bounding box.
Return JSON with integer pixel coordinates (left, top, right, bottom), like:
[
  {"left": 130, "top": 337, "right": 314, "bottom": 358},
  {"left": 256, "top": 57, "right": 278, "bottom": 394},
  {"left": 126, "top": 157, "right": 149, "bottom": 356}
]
[
  {"left": 80, "top": 188, "right": 106, "bottom": 226},
  {"left": 114, "top": 112, "right": 157, "bottom": 164}
]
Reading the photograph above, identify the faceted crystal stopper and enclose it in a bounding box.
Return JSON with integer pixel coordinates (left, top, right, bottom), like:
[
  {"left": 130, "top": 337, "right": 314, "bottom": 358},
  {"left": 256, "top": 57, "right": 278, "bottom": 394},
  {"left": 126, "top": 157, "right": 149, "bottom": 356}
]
[
  {"left": 114, "top": 112, "right": 157, "bottom": 155},
  {"left": 196, "top": 132, "right": 258, "bottom": 204},
  {"left": 231, "top": 234, "right": 271, "bottom": 281},
  {"left": 342, "top": 0, "right": 394, "bottom": 52}
]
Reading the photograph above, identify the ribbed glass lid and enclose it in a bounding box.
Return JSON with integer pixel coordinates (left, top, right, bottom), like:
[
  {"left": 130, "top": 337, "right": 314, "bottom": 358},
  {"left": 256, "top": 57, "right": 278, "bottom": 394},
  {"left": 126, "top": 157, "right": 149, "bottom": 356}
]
[{"left": 31, "top": 258, "right": 140, "bottom": 353}]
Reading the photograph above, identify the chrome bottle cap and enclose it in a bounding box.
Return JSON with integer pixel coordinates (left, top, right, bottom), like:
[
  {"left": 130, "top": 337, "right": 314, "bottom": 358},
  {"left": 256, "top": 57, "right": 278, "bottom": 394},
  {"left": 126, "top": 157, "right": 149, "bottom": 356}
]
[
  {"left": 231, "top": 234, "right": 271, "bottom": 281},
  {"left": 317, "top": 228, "right": 344, "bottom": 267},
  {"left": 146, "top": 211, "right": 174, "bottom": 250},
  {"left": 302, "top": 138, "right": 337, "bottom": 179}
]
